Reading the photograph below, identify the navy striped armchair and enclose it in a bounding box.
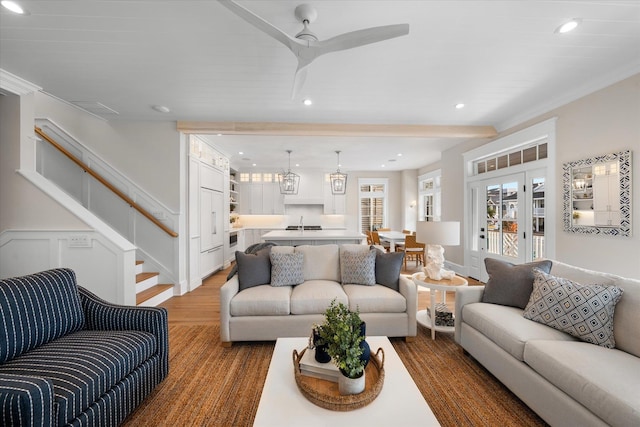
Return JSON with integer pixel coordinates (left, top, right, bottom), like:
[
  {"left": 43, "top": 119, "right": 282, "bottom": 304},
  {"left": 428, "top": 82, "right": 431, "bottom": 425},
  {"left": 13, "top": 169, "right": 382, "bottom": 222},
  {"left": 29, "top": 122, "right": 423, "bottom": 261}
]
[{"left": 0, "top": 268, "right": 169, "bottom": 427}]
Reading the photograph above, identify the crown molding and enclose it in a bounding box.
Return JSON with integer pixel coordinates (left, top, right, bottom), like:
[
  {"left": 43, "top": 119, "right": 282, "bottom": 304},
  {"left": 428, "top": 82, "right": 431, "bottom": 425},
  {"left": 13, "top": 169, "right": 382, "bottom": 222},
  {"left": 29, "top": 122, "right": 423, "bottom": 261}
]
[{"left": 0, "top": 69, "right": 41, "bottom": 95}]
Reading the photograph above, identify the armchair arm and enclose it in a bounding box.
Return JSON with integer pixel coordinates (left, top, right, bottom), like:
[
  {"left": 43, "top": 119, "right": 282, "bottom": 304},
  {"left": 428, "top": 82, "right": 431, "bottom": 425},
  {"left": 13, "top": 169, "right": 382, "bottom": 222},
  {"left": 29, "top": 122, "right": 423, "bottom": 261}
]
[
  {"left": 220, "top": 276, "right": 240, "bottom": 343},
  {"left": 399, "top": 275, "right": 418, "bottom": 337},
  {"left": 78, "top": 287, "right": 169, "bottom": 379},
  {"left": 454, "top": 285, "right": 485, "bottom": 344},
  {"left": 0, "top": 374, "right": 54, "bottom": 427}
]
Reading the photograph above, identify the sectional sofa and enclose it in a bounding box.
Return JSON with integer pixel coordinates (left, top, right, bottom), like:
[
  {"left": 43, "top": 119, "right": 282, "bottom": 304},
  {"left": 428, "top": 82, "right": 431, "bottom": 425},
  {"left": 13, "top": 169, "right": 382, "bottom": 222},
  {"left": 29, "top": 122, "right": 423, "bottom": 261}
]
[
  {"left": 220, "top": 244, "right": 416, "bottom": 345},
  {"left": 455, "top": 259, "right": 640, "bottom": 427}
]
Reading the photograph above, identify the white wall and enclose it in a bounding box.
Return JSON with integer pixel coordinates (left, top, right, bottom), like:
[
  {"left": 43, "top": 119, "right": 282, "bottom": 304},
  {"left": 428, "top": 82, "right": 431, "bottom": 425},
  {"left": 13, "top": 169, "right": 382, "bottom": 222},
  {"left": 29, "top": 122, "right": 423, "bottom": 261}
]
[
  {"left": 1, "top": 92, "right": 87, "bottom": 232},
  {"left": 344, "top": 170, "right": 403, "bottom": 231},
  {"left": 427, "top": 73, "right": 640, "bottom": 279},
  {"left": 34, "top": 92, "right": 181, "bottom": 211}
]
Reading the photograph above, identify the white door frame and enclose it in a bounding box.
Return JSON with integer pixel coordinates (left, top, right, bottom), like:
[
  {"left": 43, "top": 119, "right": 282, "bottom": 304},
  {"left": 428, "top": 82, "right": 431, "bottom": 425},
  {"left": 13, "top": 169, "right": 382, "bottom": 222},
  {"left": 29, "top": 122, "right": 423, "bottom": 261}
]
[{"left": 463, "top": 118, "right": 557, "bottom": 282}]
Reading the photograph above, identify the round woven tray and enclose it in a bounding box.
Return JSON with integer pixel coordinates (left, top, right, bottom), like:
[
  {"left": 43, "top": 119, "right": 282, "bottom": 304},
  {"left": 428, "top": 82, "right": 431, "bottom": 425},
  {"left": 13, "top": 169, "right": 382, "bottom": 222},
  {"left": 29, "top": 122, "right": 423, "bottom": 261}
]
[{"left": 293, "top": 346, "right": 385, "bottom": 411}]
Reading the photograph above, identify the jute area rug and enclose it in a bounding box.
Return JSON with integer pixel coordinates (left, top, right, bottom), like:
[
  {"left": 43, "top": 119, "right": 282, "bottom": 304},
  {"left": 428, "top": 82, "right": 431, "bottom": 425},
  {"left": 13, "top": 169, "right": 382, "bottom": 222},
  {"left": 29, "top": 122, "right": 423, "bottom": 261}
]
[{"left": 122, "top": 325, "right": 547, "bottom": 427}]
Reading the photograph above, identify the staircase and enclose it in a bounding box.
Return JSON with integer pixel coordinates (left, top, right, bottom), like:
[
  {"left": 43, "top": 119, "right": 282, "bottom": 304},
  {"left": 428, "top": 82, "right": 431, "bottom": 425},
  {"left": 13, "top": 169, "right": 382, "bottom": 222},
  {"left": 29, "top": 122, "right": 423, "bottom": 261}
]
[{"left": 135, "top": 260, "right": 174, "bottom": 306}]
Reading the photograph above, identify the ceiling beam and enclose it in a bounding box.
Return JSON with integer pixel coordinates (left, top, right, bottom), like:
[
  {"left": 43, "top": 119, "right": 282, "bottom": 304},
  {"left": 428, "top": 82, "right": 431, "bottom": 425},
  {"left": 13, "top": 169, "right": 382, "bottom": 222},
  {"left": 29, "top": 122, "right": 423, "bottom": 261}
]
[{"left": 177, "top": 121, "right": 497, "bottom": 139}]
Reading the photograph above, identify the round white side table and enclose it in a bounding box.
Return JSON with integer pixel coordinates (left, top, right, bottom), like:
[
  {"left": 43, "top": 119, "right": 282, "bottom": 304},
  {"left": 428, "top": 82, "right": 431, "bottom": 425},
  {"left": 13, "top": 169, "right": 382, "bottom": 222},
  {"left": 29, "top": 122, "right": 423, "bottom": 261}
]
[{"left": 411, "top": 272, "right": 468, "bottom": 340}]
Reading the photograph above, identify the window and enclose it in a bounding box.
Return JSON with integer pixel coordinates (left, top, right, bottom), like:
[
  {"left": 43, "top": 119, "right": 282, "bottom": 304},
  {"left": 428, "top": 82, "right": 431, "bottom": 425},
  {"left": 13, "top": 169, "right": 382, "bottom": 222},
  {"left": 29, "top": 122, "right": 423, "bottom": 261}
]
[
  {"left": 359, "top": 179, "right": 388, "bottom": 233},
  {"left": 418, "top": 170, "right": 441, "bottom": 221},
  {"left": 473, "top": 142, "right": 548, "bottom": 175}
]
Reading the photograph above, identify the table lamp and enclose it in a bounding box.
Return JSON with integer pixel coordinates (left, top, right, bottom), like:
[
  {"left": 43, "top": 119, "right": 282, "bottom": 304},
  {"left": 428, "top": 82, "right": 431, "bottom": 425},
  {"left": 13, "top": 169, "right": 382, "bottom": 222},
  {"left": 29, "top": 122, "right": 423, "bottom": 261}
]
[{"left": 416, "top": 221, "right": 460, "bottom": 280}]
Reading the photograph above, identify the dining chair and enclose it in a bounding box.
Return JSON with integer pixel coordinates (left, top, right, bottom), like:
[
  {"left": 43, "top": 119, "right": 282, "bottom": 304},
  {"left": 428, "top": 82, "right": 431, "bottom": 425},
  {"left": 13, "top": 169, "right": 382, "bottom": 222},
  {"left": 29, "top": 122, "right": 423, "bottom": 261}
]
[
  {"left": 365, "top": 230, "right": 374, "bottom": 245},
  {"left": 370, "top": 231, "right": 391, "bottom": 252},
  {"left": 401, "top": 235, "right": 425, "bottom": 269}
]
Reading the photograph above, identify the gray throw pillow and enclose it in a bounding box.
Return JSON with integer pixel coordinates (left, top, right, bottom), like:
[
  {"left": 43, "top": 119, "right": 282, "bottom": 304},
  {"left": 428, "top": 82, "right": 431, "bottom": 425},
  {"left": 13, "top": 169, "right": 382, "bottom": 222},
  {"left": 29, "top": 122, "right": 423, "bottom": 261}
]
[
  {"left": 374, "top": 249, "right": 404, "bottom": 291},
  {"left": 235, "top": 249, "right": 271, "bottom": 291},
  {"left": 482, "top": 258, "right": 552, "bottom": 308},
  {"left": 340, "top": 248, "right": 377, "bottom": 286},
  {"left": 524, "top": 268, "right": 623, "bottom": 348},
  {"left": 270, "top": 252, "right": 304, "bottom": 286}
]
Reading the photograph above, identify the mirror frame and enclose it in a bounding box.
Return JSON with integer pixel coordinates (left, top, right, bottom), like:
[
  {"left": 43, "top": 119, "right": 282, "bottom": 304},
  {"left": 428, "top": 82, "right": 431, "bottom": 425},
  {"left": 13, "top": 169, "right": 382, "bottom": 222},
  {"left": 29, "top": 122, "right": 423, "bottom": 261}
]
[{"left": 563, "top": 149, "right": 632, "bottom": 237}]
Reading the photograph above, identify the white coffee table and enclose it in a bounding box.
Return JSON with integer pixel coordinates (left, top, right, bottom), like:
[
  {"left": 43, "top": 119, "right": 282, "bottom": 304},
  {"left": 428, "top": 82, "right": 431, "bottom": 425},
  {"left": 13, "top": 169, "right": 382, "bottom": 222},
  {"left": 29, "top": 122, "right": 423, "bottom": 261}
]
[{"left": 253, "top": 336, "right": 440, "bottom": 427}]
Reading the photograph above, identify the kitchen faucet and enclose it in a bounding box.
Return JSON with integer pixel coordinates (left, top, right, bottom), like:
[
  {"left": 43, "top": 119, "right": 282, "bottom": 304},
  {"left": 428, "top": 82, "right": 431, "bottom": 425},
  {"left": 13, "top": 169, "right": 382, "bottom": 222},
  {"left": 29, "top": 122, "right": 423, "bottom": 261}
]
[{"left": 299, "top": 216, "right": 304, "bottom": 231}]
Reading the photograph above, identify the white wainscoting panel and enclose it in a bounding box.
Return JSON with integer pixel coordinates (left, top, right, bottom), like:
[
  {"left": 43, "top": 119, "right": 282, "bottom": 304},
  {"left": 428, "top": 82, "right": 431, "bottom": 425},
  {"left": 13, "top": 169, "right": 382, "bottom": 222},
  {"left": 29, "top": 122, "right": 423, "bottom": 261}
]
[{"left": 0, "top": 230, "right": 136, "bottom": 305}]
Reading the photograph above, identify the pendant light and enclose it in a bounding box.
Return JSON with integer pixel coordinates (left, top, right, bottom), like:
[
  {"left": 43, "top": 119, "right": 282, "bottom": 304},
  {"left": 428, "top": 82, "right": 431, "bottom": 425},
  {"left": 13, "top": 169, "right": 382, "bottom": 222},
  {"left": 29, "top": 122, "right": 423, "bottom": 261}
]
[
  {"left": 279, "top": 150, "right": 300, "bottom": 195},
  {"left": 330, "top": 150, "right": 348, "bottom": 195}
]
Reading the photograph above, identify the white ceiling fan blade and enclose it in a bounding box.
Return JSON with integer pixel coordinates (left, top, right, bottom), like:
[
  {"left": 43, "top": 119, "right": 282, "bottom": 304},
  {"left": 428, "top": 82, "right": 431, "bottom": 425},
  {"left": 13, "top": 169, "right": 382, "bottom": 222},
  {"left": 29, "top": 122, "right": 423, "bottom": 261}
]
[
  {"left": 317, "top": 24, "right": 409, "bottom": 55},
  {"left": 218, "top": 0, "right": 304, "bottom": 53},
  {"left": 291, "top": 60, "right": 312, "bottom": 100}
]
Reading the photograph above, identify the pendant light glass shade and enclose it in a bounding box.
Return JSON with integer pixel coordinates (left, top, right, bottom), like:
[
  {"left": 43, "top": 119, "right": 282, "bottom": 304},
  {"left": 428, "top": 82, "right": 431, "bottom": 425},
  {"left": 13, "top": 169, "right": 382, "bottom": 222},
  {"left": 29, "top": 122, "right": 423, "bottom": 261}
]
[
  {"left": 279, "top": 150, "right": 300, "bottom": 195},
  {"left": 330, "top": 150, "right": 348, "bottom": 195}
]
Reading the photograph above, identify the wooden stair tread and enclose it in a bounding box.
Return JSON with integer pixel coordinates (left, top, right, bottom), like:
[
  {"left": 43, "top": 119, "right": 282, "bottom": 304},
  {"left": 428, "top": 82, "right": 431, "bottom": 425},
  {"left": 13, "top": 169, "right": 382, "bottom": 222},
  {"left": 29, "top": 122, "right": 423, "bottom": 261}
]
[
  {"left": 136, "top": 284, "right": 173, "bottom": 305},
  {"left": 136, "top": 260, "right": 144, "bottom": 265},
  {"left": 136, "top": 272, "right": 159, "bottom": 283}
]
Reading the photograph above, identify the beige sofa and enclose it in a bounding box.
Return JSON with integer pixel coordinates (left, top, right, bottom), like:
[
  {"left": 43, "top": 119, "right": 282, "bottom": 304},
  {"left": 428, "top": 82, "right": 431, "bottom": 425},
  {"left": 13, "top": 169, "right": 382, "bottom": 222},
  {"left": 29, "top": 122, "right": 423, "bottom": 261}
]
[
  {"left": 220, "top": 244, "right": 417, "bottom": 345},
  {"left": 455, "top": 260, "right": 640, "bottom": 427}
]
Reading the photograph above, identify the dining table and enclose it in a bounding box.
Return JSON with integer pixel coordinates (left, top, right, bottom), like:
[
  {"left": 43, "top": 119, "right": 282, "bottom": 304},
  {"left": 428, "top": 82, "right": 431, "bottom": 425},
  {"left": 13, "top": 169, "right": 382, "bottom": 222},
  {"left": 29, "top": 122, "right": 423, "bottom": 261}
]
[{"left": 377, "top": 231, "right": 407, "bottom": 252}]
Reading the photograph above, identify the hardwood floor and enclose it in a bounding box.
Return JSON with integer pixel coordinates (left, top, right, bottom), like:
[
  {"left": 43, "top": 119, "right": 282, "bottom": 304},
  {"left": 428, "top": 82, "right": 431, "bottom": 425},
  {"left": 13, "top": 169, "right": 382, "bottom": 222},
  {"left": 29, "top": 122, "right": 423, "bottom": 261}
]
[{"left": 159, "top": 262, "right": 483, "bottom": 326}]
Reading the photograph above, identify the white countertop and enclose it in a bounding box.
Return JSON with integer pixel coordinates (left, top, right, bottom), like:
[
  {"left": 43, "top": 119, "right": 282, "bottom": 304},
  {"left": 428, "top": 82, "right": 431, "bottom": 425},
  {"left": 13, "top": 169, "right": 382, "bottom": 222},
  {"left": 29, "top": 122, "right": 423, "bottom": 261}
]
[{"left": 261, "top": 230, "right": 365, "bottom": 240}]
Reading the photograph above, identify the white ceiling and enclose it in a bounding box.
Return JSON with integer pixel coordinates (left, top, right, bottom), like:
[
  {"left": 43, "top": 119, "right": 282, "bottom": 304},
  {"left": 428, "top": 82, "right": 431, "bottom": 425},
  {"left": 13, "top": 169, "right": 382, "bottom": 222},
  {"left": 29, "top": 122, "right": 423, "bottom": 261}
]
[{"left": 1, "top": 1, "right": 639, "bottom": 171}]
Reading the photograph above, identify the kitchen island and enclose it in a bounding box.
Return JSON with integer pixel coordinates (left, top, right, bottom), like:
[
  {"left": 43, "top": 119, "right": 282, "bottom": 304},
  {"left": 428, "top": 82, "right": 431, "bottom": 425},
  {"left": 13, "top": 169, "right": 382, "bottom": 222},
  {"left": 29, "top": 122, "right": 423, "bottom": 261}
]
[{"left": 261, "top": 229, "right": 365, "bottom": 246}]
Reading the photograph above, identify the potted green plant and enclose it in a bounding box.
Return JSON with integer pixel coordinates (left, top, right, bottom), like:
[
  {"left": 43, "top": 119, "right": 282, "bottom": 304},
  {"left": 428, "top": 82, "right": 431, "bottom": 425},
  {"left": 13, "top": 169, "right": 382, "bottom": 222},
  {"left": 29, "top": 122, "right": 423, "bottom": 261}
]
[{"left": 317, "top": 300, "right": 367, "bottom": 395}]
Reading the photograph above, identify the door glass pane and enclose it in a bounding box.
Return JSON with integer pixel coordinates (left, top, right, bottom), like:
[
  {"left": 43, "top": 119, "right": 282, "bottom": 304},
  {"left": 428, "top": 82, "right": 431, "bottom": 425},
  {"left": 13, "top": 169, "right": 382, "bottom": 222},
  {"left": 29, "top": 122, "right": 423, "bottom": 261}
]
[
  {"left": 486, "top": 185, "right": 500, "bottom": 255},
  {"left": 502, "top": 182, "right": 518, "bottom": 257},
  {"left": 486, "top": 182, "right": 518, "bottom": 258},
  {"left": 532, "top": 177, "right": 545, "bottom": 260}
]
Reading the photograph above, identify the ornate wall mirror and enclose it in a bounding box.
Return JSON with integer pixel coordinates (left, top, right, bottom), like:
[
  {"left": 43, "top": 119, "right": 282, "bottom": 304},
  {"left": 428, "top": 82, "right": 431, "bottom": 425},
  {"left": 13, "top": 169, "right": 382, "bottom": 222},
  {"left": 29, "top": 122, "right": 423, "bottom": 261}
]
[{"left": 563, "top": 149, "right": 631, "bottom": 236}]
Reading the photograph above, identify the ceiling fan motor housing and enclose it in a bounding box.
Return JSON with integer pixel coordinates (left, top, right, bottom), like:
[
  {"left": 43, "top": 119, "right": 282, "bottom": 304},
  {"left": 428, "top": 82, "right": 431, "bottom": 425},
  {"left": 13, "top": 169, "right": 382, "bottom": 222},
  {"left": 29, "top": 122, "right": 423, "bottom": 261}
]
[{"left": 294, "top": 4, "right": 318, "bottom": 41}]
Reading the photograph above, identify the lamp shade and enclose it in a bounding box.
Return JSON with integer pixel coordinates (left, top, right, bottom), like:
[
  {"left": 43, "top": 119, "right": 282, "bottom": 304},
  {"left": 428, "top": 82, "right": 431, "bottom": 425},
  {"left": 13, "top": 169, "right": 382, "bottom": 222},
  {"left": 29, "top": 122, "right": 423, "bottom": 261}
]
[{"left": 416, "top": 221, "right": 460, "bottom": 246}]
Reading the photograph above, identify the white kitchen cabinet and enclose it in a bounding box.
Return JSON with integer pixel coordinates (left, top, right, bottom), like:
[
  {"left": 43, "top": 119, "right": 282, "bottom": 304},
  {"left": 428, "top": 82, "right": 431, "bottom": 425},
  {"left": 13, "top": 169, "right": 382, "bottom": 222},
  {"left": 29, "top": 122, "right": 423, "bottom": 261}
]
[
  {"left": 262, "top": 182, "right": 284, "bottom": 214},
  {"left": 238, "top": 180, "right": 284, "bottom": 214},
  {"left": 200, "top": 246, "right": 223, "bottom": 278},
  {"left": 323, "top": 178, "right": 346, "bottom": 214},
  {"left": 200, "top": 187, "right": 224, "bottom": 277}
]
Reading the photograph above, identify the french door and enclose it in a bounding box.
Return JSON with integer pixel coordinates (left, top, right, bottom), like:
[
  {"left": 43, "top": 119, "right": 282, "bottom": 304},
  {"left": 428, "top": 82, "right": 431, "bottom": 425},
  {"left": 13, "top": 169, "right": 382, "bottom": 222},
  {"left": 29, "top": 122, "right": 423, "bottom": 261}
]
[{"left": 467, "top": 169, "right": 546, "bottom": 282}]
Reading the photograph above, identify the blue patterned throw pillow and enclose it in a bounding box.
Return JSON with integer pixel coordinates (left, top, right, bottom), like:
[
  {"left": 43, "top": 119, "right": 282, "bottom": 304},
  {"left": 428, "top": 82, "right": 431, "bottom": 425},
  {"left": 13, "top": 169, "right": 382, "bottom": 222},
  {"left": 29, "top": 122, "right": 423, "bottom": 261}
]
[
  {"left": 270, "top": 252, "right": 304, "bottom": 286},
  {"left": 341, "top": 248, "right": 377, "bottom": 286},
  {"left": 523, "top": 268, "right": 624, "bottom": 348}
]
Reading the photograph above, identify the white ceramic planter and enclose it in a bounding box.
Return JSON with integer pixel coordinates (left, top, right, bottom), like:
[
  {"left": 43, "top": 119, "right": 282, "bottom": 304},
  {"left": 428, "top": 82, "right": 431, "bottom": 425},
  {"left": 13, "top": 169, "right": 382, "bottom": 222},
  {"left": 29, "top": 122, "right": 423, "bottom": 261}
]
[{"left": 338, "top": 373, "right": 365, "bottom": 395}]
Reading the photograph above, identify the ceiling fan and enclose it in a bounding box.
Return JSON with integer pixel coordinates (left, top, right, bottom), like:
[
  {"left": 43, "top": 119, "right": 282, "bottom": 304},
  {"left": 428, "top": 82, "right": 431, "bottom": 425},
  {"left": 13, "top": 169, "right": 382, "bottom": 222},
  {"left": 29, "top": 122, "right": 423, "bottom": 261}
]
[{"left": 219, "top": 1, "right": 410, "bottom": 99}]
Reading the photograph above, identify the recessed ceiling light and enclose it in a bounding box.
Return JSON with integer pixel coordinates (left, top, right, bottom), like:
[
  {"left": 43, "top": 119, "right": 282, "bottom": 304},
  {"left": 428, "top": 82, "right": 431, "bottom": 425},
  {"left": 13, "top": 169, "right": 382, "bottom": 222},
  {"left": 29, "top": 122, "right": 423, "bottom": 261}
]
[
  {"left": 302, "top": 98, "right": 313, "bottom": 106},
  {"left": 1, "top": 1, "right": 26, "bottom": 14},
  {"left": 455, "top": 103, "right": 465, "bottom": 109},
  {"left": 397, "top": 153, "right": 402, "bottom": 157},
  {"left": 381, "top": 164, "right": 385, "bottom": 168},
  {"left": 238, "top": 151, "right": 244, "bottom": 155},
  {"left": 216, "top": 133, "right": 222, "bottom": 136},
  {"left": 555, "top": 18, "right": 581, "bottom": 34},
  {"left": 295, "top": 163, "right": 300, "bottom": 167},
  {"left": 252, "top": 163, "right": 257, "bottom": 167},
  {"left": 151, "top": 105, "right": 170, "bottom": 113}
]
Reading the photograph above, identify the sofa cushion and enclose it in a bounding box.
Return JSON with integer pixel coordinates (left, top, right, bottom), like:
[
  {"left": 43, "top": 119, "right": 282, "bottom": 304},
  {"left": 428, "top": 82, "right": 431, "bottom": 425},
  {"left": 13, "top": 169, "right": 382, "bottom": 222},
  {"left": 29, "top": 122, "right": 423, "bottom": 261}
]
[
  {"left": 290, "top": 280, "right": 348, "bottom": 315},
  {"left": 524, "top": 340, "right": 640, "bottom": 427},
  {"left": 235, "top": 250, "right": 271, "bottom": 291},
  {"left": 462, "top": 302, "right": 576, "bottom": 361},
  {"left": 230, "top": 285, "right": 292, "bottom": 316},
  {"left": 340, "top": 248, "right": 377, "bottom": 285},
  {"left": 271, "top": 245, "right": 295, "bottom": 254},
  {"left": 0, "top": 329, "right": 156, "bottom": 425},
  {"left": 295, "top": 245, "right": 340, "bottom": 282},
  {"left": 0, "top": 268, "right": 85, "bottom": 363},
  {"left": 613, "top": 276, "right": 640, "bottom": 357},
  {"left": 374, "top": 250, "right": 404, "bottom": 291},
  {"left": 343, "top": 284, "right": 407, "bottom": 313},
  {"left": 523, "top": 269, "right": 623, "bottom": 348},
  {"left": 270, "top": 252, "right": 304, "bottom": 286},
  {"left": 482, "top": 258, "right": 552, "bottom": 309}
]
